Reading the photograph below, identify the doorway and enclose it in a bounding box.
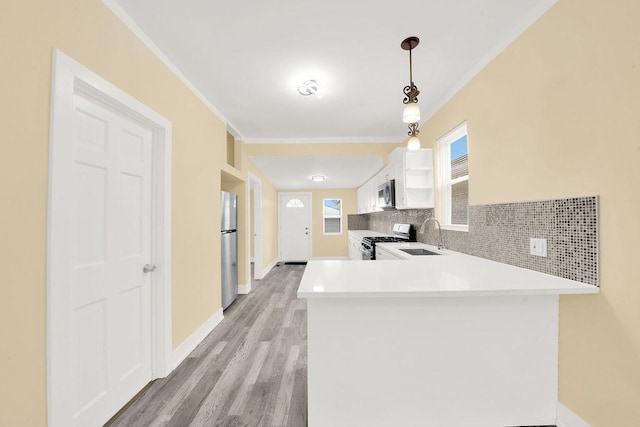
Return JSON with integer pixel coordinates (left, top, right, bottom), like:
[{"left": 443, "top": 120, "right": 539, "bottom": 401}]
[
  {"left": 247, "top": 172, "right": 263, "bottom": 283},
  {"left": 47, "top": 50, "right": 172, "bottom": 427},
  {"left": 278, "top": 192, "right": 312, "bottom": 262}
]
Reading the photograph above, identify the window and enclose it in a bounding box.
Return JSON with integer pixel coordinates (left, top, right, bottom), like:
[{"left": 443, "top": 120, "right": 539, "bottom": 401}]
[
  {"left": 286, "top": 198, "right": 305, "bottom": 208},
  {"left": 323, "top": 199, "right": 342, "bottom": 234},
  {"left": 437, "top": 122, "right": 469, "bottom": 231}
]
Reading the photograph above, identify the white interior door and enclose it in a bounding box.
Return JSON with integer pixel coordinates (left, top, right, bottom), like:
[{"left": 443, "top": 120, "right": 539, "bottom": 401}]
[
  {"left": 279, "top": 193, "right": 311, "bottom": 261},
  {"left": 64, "top": 94, "right": 153, "bottom": 426}
]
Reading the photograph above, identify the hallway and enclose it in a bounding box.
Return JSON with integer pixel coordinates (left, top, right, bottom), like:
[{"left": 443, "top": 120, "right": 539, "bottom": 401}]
[{"left": 106, "top": 264, "right": 307, "bottom": 427}]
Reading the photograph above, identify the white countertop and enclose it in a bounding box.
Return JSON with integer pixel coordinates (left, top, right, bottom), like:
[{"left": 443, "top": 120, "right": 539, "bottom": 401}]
[{"left": 298, "top": 242, "right": 599, "bottom": 298}]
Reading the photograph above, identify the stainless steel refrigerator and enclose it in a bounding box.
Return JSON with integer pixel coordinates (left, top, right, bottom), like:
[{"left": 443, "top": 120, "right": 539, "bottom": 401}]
[{"left": 221, "top": 191, "right": 238, "bottom": 310}]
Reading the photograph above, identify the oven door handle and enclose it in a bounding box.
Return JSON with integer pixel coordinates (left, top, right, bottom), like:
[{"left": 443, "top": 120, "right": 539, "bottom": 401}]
[{"left": 360, "top": 244, "right": 374, "bottom": 254}]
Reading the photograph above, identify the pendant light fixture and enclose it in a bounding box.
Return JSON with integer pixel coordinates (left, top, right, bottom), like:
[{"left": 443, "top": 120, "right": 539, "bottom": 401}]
[{"left": 401, "top": 36, "right": 421, "bottom": 150}]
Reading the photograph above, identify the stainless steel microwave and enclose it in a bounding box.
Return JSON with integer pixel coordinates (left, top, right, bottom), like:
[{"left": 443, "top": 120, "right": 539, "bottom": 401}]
[{"left": 378, "top": 179, "right": 396, "bottom": 210}]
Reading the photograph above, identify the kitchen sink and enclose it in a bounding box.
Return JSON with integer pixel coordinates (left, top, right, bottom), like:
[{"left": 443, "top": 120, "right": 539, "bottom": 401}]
[{"left": 400, "top": 248, "right": 442, "bottom": 256}]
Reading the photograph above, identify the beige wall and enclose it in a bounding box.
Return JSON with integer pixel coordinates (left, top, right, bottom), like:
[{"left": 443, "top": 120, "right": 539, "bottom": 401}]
[
  {"left": 287, "top": 189, "right": 357, "bottom": 258},
  {"left": 226, "top": 132, "right": 235, "bottom": 167},
  {"left": 245, "top": 142, "right": 400, "bottom": 163},
  {"left": 418, "top": 0, "right": 640, "bottom": 424},
  {"left": 0, "top": 1, "right": 228, "bottom": 424}
]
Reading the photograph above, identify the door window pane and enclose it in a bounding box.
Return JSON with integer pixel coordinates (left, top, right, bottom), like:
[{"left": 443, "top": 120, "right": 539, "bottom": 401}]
[{"left": 286, "top": 199, "right": 304, "bottom": 208}]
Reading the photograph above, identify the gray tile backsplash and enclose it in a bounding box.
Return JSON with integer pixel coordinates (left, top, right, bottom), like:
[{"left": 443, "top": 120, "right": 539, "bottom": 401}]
[
  {"left": 347, "top": 196, "right": 599, "bottom": 286},
  {"left": 347, "top": 214, "right": 369, "bottom": 230}
]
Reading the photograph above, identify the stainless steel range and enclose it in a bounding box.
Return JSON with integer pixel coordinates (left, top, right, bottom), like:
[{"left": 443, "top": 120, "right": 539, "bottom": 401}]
[{"left": 361, "top": 223, "right": 415, "bottom": 260}]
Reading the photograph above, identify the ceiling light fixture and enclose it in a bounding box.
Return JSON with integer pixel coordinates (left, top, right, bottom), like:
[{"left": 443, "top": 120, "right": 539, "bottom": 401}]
[
  {"left": 401, "top": 36, "right": 421, "bottom": 150},
  {"left": 311, "top": 175, "right": 326, "bottom": 182},
  {"left": 297, "top": 80, "right": 321, "bottom": 98},
  {"left": 407, "top": 136, "right": 421, "bottom": 151}
]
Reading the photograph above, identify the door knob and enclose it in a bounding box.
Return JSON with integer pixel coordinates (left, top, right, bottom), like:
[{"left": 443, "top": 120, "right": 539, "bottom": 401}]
[{"left": 143, "top": 264, "right": 157, "bottom": 273}]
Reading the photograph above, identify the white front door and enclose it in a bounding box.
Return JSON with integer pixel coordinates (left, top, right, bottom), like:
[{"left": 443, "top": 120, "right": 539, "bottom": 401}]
[
  {"left": 279, "top": 193, "right": 311, "bottom": 261},
  {"left": 62, "top": 94, "right": 153, "bottom": 426}
]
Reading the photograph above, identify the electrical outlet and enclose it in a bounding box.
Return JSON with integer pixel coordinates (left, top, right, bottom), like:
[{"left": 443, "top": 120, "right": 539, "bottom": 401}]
[{"left": 529, "top": 238, "right": 547, "bottom": 257}]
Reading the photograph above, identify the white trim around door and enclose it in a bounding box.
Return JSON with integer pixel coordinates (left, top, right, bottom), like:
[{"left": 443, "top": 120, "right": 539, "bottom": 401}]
[
  {"left": 247, "top": 172, "right": 263, "bottom": 282},
  {"left": 47, "top": 49, "right": 173, "bottom": 427}
]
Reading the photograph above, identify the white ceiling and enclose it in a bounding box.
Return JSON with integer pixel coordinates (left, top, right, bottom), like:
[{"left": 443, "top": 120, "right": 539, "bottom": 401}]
[
  {"left": 249, "top": 155, "right": 383, "bottom": 189},
  {"left": 112, "top": 0, "right": 557, "bottom": 143},
  {"left": 110, "top": 0, "right": 556, "bottom": 189}
]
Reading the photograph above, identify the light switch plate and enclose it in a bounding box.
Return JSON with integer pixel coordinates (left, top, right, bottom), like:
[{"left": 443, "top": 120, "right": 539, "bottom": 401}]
[{"left": 530, "top": 238, "right": 547, "bottom": 257}]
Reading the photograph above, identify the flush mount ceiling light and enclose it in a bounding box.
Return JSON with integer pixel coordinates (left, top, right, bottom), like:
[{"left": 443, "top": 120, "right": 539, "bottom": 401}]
[
  {"left": 401, "top": 36, "right": 421, "bottom": 150},
  {"left": 297, "top": 80, "right": 321, "bottom": 98},
  {"left": 311, "top": 174, "right": 326, "bottom": 182}
]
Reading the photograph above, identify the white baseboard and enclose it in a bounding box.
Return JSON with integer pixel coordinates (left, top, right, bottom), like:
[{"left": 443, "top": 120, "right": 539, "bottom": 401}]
[
  {"left": 257, "top": 258, "right": 278, "bottom": 279},
  {"left": 557, "top": 402, "right": 591, "bottom": 427},
  {"left": 310, "top": 256, "right": 350, "bottom": 260},
  {"left": 170, "top": 308, "right": 224, "bottom": 370},
  {"left": 238, "top": 283, "right": 251, "bottom": 294}
]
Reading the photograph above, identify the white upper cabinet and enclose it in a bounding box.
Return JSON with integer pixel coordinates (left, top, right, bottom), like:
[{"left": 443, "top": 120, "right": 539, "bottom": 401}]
[
  {"left": 356, "top": 185, "right": 366, "bottom": 213},
  {"left": 357, "top": 179, "right": 376, "bottom": 213},
  {"left": 356, "top": 148, "right": 433, "bottom": 213},
  {"left": 389, "top": 147, "right": 434, "bottom": 209}
]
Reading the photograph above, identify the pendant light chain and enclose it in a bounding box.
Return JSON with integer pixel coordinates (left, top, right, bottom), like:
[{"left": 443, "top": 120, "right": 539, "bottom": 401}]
[
  {"left": 409, "top": 47, "right": 413, "bottom": 88},
  {"left": 402, "top": 37, "right": 420, "bottom": 105}
]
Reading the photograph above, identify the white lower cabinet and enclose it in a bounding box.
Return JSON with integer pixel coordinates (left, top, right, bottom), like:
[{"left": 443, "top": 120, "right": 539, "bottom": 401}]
[
  {"left": 348, "top": 233, "right": 363, "bottom": 260},
  {"left": 375, "top": 246, "right": 403, "bottom": 260}
]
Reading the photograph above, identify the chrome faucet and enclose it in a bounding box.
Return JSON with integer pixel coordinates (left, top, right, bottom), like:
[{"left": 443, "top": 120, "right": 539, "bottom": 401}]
[{"left": 419, "top": 217, "right": 444, "bottom": 250}]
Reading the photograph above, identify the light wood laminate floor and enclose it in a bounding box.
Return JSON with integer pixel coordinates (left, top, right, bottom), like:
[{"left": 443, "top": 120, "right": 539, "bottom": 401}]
[{"left": 106, "top": 263, "right": 307, "bottom": 427}]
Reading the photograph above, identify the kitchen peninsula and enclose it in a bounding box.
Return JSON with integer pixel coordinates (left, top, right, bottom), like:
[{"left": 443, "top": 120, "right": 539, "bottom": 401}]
[{"left": 297, "top": 247, "right": 598, "bottom": 427}]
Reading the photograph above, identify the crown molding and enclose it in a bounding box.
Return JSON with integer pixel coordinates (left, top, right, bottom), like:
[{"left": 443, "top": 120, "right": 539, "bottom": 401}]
[
  {"left": 241, "top": 136, "right": 403, "bottom": 145},
  {"left": 101, "top": 0, "right": 243, "bottom": 139}
]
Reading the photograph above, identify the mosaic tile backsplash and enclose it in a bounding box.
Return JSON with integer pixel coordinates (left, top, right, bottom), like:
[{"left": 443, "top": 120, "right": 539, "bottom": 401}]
[{"left": 347, "top": 196, "right": 599, "bottom": 286}]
